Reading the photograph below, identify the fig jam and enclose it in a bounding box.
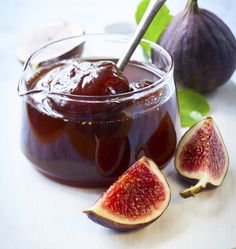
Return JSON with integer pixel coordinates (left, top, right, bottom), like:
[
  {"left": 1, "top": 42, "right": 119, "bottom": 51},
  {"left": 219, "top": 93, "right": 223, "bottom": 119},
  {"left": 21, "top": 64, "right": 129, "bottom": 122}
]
[{"left": 21, "top": 59, "right": 178, "bottom": 187}]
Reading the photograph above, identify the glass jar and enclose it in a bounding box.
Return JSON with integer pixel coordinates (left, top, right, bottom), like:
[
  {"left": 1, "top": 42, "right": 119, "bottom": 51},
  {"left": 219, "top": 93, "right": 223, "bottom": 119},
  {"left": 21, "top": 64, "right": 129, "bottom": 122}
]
[{"left": 18, "top": 34, "right": 179, "bottom": 187}]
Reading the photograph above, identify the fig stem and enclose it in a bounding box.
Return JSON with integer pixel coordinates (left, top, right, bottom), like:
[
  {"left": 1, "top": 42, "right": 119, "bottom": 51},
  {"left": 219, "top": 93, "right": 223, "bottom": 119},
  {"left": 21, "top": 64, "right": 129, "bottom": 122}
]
[
  {"left": 82, "top": 209, "right": 90, "bottom": 214},
  {"left": 186, "top": 0, "right": 199, "bottom": 13},
  {"left": 180, "top": 176, "right": 208, "bottom": 198}
]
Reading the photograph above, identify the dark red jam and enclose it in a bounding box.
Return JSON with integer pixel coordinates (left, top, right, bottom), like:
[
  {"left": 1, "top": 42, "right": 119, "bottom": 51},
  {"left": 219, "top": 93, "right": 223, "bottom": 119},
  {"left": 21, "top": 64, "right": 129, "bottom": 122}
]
[{"left": 21, "top": 59, "right": 178, "bottom": 187}]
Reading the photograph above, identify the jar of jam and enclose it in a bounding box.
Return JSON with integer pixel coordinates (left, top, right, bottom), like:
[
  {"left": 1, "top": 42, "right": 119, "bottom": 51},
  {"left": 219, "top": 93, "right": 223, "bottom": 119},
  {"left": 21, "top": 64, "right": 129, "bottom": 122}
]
[{"left": 18, "top": 34, "right": 179, "bottom": 187}]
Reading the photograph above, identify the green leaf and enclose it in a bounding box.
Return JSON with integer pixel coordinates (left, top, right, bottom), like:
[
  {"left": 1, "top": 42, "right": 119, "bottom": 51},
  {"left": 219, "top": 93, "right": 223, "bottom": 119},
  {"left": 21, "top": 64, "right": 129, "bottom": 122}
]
[
  {"left": 177, "top": 89, "right": 211, "bottom": 127},
  {"left": 135, "top": 0, "right": 173, "bottom": 56}
]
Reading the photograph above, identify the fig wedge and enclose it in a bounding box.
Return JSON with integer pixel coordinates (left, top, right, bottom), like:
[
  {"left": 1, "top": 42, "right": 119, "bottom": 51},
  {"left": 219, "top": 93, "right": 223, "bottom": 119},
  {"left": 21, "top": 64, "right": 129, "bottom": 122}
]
[
  {"left": 84, "top": 157, "right": 171, "bottom": 231},
  {"left": 175, "top": 117, "right": 229, "bottom": 198}
]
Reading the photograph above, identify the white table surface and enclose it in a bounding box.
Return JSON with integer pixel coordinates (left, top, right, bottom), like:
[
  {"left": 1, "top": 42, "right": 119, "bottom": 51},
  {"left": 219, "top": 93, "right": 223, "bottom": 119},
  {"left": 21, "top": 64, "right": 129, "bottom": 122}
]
[{"left": 1, "top": 1, "right": 236, "bottom": 249}]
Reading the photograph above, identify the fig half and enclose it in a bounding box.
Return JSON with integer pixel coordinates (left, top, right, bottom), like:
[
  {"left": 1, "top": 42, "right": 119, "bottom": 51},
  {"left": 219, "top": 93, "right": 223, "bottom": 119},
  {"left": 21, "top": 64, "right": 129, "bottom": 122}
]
[
  {"left": 175, "top": 117, "right": 229, "bottom": 198},
  {"left": 84, "top": 157, "right": 171, "bottom": 231},
  {"left": 16, "top": 21, "right": 84, "bottom": 64}
]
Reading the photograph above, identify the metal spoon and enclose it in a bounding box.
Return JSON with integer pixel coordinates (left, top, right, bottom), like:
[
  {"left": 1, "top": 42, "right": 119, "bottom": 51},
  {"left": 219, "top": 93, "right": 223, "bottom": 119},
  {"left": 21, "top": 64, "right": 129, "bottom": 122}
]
[{"left": 117, "top": 0, "right": 167, "bottom": 71}]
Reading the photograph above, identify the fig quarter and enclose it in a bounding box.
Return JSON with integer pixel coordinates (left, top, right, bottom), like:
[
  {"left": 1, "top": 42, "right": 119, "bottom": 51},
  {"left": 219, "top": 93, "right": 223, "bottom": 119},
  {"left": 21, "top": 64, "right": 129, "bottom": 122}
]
[
  {"left": 175, "top": 117, "right": 229, "bottom": 198},
  {"left": 83, "top": 157, "right": 171, "bottom": 231}
]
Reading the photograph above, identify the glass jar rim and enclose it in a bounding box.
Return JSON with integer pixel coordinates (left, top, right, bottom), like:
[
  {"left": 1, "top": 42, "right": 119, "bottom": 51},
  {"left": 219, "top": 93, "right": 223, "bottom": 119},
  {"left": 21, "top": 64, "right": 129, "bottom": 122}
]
[{"left": 18, "top": 33, "right": 174, "bottom": 103}]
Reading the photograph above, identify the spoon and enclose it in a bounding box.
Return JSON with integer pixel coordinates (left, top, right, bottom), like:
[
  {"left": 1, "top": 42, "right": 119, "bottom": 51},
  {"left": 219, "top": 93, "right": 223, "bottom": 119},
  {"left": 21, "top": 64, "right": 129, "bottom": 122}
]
[{"left": 117, "top": 0, "right": 167, "bottom": 71}]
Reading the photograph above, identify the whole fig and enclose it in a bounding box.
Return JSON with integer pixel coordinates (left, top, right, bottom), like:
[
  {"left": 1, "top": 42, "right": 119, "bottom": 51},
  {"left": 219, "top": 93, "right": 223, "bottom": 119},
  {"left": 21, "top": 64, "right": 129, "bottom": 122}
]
[{"left": 155, "top": 0, "right": 236, "bottom": 92}]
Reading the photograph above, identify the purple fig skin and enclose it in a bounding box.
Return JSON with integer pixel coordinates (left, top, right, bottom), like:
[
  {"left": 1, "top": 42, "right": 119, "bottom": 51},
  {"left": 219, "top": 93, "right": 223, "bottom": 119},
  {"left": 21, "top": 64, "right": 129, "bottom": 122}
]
[
  {"left": 156, "top": 0, "right": 236, "bottom": 92},
  {"left": 84, "top": 210, "right": 157, "bottom": 232}
]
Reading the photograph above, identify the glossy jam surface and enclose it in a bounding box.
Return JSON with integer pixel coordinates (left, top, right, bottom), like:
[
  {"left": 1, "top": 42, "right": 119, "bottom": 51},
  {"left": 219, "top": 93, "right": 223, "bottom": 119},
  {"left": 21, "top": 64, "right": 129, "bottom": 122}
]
[
  {"left": 47, "top": 60, "right": 130, "bottom": 96},
  {"left": 21, "top": 59, "right": 178, "bottom": 187}
]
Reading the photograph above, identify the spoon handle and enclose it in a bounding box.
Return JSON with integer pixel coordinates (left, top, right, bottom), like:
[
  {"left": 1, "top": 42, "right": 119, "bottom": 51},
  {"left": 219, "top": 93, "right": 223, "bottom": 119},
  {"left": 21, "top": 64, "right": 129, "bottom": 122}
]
[{"left": 117, "top": 0, "right": 167, "bottom": 71}]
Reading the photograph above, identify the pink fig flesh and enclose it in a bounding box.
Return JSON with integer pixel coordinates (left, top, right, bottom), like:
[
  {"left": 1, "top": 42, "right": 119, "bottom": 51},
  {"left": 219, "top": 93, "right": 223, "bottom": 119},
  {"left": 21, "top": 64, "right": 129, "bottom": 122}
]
[
  {"left": 175, "top": 117, "right": 229, "bottom": 198},
  {"left": 84, "top": 157, "right": 171, "bottom": 231}
]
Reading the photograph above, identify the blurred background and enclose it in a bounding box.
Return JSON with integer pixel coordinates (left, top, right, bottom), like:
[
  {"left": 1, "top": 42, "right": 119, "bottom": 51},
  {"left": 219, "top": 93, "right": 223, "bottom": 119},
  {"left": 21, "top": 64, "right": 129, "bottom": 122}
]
[
  {"left": 1, "top": 0, "right": 236, "bottom": 83},
  {"left": 1, "top": 0, "right": 235, "bottom": 71}
]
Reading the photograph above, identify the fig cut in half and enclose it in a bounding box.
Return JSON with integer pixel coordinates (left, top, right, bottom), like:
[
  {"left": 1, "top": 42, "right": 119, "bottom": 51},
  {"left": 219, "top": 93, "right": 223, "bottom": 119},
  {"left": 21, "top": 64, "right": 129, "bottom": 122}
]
[
  {"left": 16, "top": 21, "right": 84, "bottom": 64},
  {"left": 175, "top": 117, "right": 229, "bottom": 198},
  {"left": 84, "top": 157, "right": 171, "bottom": 231}
]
